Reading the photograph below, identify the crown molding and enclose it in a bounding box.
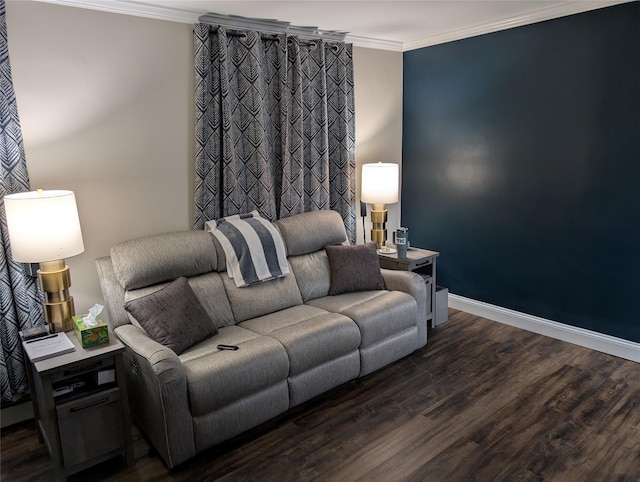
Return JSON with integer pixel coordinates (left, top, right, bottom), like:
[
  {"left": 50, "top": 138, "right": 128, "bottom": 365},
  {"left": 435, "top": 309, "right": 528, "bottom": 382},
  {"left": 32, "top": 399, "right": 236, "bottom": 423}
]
[
  {"left": 33, "top": 0, "right": 202, "bottom": 23},
  {"left": 34, "top": 0, "right": 634, "bottom": 52},
  {"left": 347, "top": 34, "right": 403, "bottom": 52},
  {"left": 35, "top": 0, "right": 404, "bottom": 50},
  {"left": 403, "top": 0, "right": 635, "bottom": 51}
]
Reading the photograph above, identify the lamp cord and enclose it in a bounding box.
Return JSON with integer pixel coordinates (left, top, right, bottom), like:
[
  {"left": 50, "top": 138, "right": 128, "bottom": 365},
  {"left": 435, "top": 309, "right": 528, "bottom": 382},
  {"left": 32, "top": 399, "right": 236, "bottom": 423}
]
[{"left": 362, "top": 217, "right": 366, "bottom": 243}]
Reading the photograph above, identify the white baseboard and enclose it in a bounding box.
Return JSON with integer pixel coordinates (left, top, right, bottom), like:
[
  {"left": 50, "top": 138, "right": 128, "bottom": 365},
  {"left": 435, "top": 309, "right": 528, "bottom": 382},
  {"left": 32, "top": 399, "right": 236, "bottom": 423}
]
[
  {"left": 1, "top": 401, "right": 34, "bottom": 428},
  {"left": 449, "top": 294, "right": 640, "bottom": 363}
]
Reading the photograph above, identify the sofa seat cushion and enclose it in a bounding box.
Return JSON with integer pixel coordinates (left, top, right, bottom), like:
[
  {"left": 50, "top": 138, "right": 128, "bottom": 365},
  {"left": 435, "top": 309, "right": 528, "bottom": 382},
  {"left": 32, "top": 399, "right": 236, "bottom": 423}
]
[
  {"left": 239, "top": 305, "right": 361, "bottom": 376},
  {"left": 181, "top": 326, "right": 289, "bottom": 416},
  {"left": 307, "top": 291, "right": 418, "bottom": 347}
]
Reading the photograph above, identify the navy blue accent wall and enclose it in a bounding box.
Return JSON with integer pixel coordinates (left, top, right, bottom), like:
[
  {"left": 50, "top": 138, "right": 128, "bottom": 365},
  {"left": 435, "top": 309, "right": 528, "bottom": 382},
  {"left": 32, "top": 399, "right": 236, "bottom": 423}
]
[{"left": 402, "top": 3, "right": 640, "bottom": 342}]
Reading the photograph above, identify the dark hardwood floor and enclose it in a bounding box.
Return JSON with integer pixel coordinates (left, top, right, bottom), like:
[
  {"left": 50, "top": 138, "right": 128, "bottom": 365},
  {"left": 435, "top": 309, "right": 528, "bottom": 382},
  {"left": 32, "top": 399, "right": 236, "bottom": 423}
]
[{"left": 2, "top": 309, "right": 639, "bottom": 481}]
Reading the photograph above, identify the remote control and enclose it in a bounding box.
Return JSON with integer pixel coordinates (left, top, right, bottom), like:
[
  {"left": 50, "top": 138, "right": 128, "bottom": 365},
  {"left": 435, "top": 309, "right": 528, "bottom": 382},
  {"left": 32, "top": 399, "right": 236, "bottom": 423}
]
[
  {"left": 217, "top": 344, "right": 239, "bottom": 351},
  {"left": 21, "top": 325, "right": 50, "bottom": 341}
]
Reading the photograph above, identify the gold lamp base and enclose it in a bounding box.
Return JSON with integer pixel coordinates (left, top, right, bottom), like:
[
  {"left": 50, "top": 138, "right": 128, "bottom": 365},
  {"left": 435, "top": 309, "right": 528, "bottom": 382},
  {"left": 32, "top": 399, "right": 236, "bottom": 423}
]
[
  {"left": 370, "top": 203, "right": 389, "bottom": 250},
  {"left": 38, "top": 259, "right": 75, "bottom": 333}
]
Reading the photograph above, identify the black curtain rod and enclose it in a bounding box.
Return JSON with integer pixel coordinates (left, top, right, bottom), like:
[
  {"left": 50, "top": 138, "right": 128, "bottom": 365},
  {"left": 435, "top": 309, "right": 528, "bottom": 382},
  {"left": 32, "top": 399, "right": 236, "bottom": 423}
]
[
  {"left": 225, "top": 32, "right": 340, "bottom": 51},
  {"left": 226, "top": 31, "right": 280, "bottom": 41},
  {"left": 198, "top": 13, "right": 348, "bottom": 43}
]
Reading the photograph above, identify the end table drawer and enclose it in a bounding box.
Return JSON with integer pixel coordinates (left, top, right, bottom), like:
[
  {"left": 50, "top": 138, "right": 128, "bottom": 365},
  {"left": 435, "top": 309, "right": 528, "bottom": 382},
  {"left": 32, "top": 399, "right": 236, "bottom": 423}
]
[{"left": 56, "top": 387, "right": 124, "bottom": 467}]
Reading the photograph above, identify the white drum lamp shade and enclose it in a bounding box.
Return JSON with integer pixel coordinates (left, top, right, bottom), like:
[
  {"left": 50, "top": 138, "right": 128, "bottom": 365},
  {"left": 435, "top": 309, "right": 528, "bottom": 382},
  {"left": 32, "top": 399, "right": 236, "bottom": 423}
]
[
  {"left": 361, "top": 163, "right": 399, "bottom": 251},
  {"left": 361, "top": 162, "right": 399, "bottom": 205},
  {"left": 4, "top": 190, "right": 84, "bottom": 332},
  {"left": 4, "top": 190, "right": 84, "bottom": 262}
]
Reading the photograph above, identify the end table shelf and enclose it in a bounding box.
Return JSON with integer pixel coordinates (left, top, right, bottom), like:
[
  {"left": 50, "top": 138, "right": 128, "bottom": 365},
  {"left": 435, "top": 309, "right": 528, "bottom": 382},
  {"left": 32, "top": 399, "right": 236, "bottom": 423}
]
[
  {"left": 24, "top": 331, "right": 134, "bottom": 479},
  {"left": 378, "top": 246, "right": 440, "bottom": 328}
]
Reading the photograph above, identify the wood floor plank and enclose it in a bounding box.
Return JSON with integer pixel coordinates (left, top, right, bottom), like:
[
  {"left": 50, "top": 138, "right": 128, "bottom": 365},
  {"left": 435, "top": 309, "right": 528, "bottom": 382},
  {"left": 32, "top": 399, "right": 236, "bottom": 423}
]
[
  {"left": 2, "top": 309, "right": 639, "bottom": 481},
  {"left": 363, "top": 370, "right": 562, "bottom": 480},
  {"left": 329, "top": 343, "right": 572, "bottom": 479}
]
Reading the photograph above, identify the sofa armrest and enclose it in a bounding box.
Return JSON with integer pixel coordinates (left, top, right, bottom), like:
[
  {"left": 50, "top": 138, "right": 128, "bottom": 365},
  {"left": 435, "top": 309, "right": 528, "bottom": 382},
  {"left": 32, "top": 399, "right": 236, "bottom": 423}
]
[
  {"left": 115, "top": 324, "right": 195, "bottom": 468},
  {"left": 381, "top": 269, "right": 428, "bottom": 348},
  {"left": 96, "top": 256, "right": 131, "bottom": 330}
]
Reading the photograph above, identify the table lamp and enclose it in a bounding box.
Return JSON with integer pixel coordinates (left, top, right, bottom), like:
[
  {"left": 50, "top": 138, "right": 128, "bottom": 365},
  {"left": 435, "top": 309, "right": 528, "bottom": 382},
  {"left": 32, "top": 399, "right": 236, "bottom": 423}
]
[
  {"left": 361, "top": 162, "right": 399, "bottom": 253},
  {"left": 4, "top": 190, "right": 84, "bottom": 333}
]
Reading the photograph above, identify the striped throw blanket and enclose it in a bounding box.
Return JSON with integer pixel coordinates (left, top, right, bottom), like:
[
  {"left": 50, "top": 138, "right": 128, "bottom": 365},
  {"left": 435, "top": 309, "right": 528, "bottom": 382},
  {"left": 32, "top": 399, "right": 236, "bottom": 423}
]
[{"left": 206, "top": 211, "right": 289, "bottom": 288}]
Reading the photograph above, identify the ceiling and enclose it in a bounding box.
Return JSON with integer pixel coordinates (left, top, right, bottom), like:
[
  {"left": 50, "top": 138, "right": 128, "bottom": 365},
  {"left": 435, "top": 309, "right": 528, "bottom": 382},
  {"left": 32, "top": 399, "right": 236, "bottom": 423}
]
[{"left": 38, "top": 0, "right": 630, "bottom": 51}]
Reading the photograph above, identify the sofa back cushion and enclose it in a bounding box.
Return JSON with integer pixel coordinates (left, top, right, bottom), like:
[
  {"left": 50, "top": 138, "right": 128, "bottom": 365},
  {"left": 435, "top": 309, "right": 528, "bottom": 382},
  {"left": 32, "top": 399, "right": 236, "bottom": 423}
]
[
  {"left": 221, "top": 266, "right": 303, "bottom": 322},
  {"left": 124, "top": 272, "right": 236, "bottom": 329},
  {"left": 274, "top": 210, "right": 347, "bottom": 257},
  {"left": 287, "top": 251, "right": 331, "bottom": 302},
  {"left": 123, "top": 277, "right": 219, "bottom": 354},
  {"left": 274, "top": 210, "right": 347, "bottom": 302},
  {"left": 111, "top": 231, "right": 218, "bottom": 291},
  {"left": 110, "top": 230, "right": 236, "bottom": 330},
  {"left": 210, "top": 234, "right": 228, "bottom": 272}
]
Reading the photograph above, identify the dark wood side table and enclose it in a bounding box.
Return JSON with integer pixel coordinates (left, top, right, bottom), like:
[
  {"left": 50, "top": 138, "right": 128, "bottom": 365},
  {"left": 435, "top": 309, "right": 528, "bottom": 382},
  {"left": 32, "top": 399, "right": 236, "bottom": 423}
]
[
  {"left": 378, "top": 247, "right": 440, "bottom": 328},
  {"left": 24, "top": 332, "right": 134, "bottom": 479}
]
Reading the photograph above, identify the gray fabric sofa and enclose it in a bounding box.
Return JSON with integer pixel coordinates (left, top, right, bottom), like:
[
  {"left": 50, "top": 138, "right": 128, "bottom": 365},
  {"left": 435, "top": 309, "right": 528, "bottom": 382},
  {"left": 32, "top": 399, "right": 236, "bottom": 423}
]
[{"left": 95, "top": 210, "right": 427, "bottom": 468}]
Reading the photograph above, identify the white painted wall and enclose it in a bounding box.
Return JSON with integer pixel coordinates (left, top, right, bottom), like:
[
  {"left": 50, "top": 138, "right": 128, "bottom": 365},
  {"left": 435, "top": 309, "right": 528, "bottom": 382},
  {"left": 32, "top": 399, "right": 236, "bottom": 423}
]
[
  {"left": 5, "top": 1, "right": 403, "bottom": 315},
  {"left": 6, "top": 1, "right": 193, "bottom": 316},
  {"left": 353, "top": 47, "right": 403, "bottom": 245}
]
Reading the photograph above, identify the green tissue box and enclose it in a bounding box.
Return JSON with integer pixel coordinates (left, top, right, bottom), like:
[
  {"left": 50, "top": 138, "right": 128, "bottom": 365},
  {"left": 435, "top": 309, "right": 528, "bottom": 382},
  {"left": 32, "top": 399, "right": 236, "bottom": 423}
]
[{"left": 72, "top": 315, "right": 109, "bottom": 348}]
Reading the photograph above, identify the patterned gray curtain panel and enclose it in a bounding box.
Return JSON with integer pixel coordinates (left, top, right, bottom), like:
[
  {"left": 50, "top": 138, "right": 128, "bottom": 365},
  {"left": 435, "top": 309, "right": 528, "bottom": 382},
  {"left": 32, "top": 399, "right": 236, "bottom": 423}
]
[
  {"left": 194, "top": 23, "right": 356, "bottom": 243},
  {"left": 0, "top": 0, "right": 44, "bottom": 403}
]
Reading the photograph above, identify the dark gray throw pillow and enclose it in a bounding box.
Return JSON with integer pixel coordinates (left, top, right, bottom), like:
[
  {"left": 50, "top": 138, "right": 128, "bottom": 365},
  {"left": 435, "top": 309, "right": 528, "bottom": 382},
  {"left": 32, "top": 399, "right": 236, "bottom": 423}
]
[
  {"left": 123, "top": 277, "right": 218, "bottom": 354},
  {"left": 325, "top": 242, "right": 386, "bottom": 295}
]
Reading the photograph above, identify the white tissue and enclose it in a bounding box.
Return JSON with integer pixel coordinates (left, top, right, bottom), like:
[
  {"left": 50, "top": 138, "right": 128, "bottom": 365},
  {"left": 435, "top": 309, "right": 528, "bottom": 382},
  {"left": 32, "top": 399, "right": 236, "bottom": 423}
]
[{"left": 83, "top": 304, "right": 104, "bottom": 327}]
